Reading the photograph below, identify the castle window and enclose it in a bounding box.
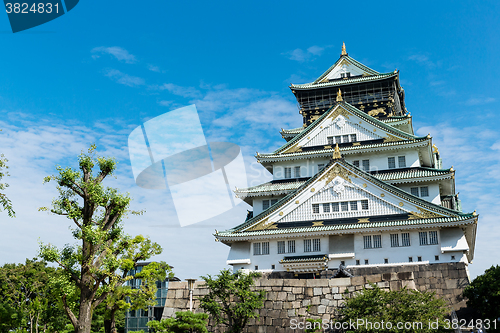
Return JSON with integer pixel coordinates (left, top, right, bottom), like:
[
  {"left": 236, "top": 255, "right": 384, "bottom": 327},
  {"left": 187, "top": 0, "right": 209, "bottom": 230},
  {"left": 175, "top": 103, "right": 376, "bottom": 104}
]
[
  {"left": 362, "top": 160, "right": 370, "bottom": 172},
  {"left": 411, "top": 187, "right": 419, "bottom": 196},
  {"left": 417, "top": 256, "right": 422, "bottom": 262},
  {"left": 277, "top": 241, "right": 285, "bottom": 254},
  {"left": 304, "top": 239, "right": 312, "bottom": 252},
  {"left": 409, "top": 257, "right": 413, "bottom": 262},
  {"left": 356, "top": 260, "right": 360, "bottom": 265},
  {"left": 341, "top": 202, "right": 349, "bottom": 211},
  {"left": 341, "top": 260, "right": 345, "bottom": 266},
  {"left": 398, "top": 156, "right": 406, "bottom": 168},
  {"left": 294, "top": 166, "right": 301, "bottom": 178},
  {"left": 335, "top": 135, "right": 341, "bottom": 143},
  {"left": 384, "top": 258, "right": 389, "bottom": 264},
  {"left": 253, "top": 243, "right": 261, "bottom": 255},
  {"left": 288, "top": 240, "right": 296, "bottom": 253},
  {"left": 271, "top": 265, "right": 275, "bottom": 269},
  {"left": 373, "top": 235, "right": 382, "bottom": 248},
  {"left": 419, "top": 232, "right": 428, "bottom": 245},
  {"left": 390, "top": 234, "right": 399, "bottom": 247},
  {"left": 361, "top": 200, "right": 369, "bottom": 210},
  {"left": 364, "top": 259, "right": 369, "bottom": 265},
  {"left": 332, "top": 202, "right": 340, "bottom": 212},
  {"left": 342, "top": 135, "right": 349, "bottom": 143},
  {"left": 312, "top": 204, "right": 320, "bottom": 214},
  {"left": 255, "top": 265, "right": 258, "bottom": 270},
  {"left": 328, "top": 136, "right": 334, "bottom": 145},
  {"left": 401, "top": 233, "right": 411, "bottom": 246},
  {"left": 363, "top": 236, "right": 372, "bottom": 249},
  {"left": 451, "top": 255, "right": 455, "bottom": 260},
  {"left": 312, "top": 239, "right": 321, "bottom": 252},
  {"left": 284, "top": 167, "right": 292, "bottom": 179},
  {"left": 350, "top": 134, "right": 357, "bottom": 142},
  {"left": 323, "top": 203, "right": 330, "bottom": 213},
  {"left": 350, "top": 201, "right": 358, "bottom": 210},
  {"left": 262, "top": 200, "right": 270, "bottom": 210},
  {"left": 429, "top": 231, "right": 438, "bottom": 244},
  {"left": 388, "top": 157, "right": 396, "bottom": 169},
  {"left": 271, "top": 199, "right": 278, "bottom": 206},
  {"left": 435, "top": 255, "right": 439, "bottom": 261},
  {"left": 420, "top": 186, "right": 429, "bottom": 197},
  {"left": 262, "top": 242, "right": 270, "bottom": 255},
  {"left": 353, "top": 160, "right": 360, "bottom": 168}
]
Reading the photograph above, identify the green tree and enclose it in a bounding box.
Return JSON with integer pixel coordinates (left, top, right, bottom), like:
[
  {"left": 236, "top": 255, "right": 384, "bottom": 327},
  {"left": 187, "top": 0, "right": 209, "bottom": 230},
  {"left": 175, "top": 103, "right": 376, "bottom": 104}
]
[
  {"left": 147, "top": 311, "right": 208, "bottom": 333},
  {"left": 38, "top": 145, "right": 163, "bottom": 333},
  {"left": 0, "top": 259, "right": 69, "bottom": 333},
  {"left": 0, "top": 150, "right": 15, "bottom": 217},
  {"left": 199, "top": 269, "right": 265, "bottom": 333},
  {"left": 463, "top": 265, "right": 500, "bottom": 332},
  {"left": 337, "top": 285, "right": 451, "bottom": 333}
]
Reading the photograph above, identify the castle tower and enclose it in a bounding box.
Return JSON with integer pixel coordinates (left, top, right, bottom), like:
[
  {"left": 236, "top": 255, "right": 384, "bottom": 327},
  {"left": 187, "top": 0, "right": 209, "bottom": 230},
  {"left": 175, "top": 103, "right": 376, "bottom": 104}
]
[{"left": 215, "top": 44, "right": 477, "bottom": 278}]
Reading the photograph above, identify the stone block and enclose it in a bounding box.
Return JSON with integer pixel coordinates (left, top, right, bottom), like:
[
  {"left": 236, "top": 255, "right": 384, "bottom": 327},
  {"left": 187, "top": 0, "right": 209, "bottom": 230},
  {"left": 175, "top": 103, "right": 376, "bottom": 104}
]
[
  {"left": 334, "top": 293, "right": 342, "bottom": 300},
  {"left": 322, "top": 287, "right": 330, "bottom": 294},
  {"left": 265, "top": 317, "right": 273, "bottom": 326},
  {"left": 302, "top": 299, "right": 311, "bottom": 307},
  {"left": 279, "top": 310, "right": 288, "bottom": 319},
  {"left": 164, "top": 298, "right": 175, "bottom": 307},
  {"left": 338, "top": 299, "right": 346, "bottom": 307},
  {"left": 298, "top": 308, "right": 307, "bottom": 316},
  {"left": 449, "top": 270, "right": 459, "bottom": 279},
  {"left": 287, "top": 293, "right": 296, "bottom": 301},
  {"left": 168, "top": 281, "right": 185, "bottom": 290},
  {"left": 257, "top": 326, "right": 267, "bottom": 333},
  {"left": 273, "top": 301, "right": 283, "bottom": 310},
  {"left": 325, "top": 293, "right": 333, "bottom": 299},
  {"left": 402, "top": 280, "right": 417, "bottom": 290},
  {"left": 313, "top": 287, "right": 322, "bottom": 296},
  {"left": 283, "top": 287, "right": 292, "bottom": 292},
  {"left": 292, "top": 287, "right": 303, "bottom": 294},
  {"left": 347, "top": 286, "right": 355, "bottom": 292},
  {"left": 173, "top": 299, "right": 186, "bottom": 308},
  {"left": 305, "top": 288, "right": 314, "bottom": 297},
  {"left": 329, "top": 278, "right": 351, "bottom": 286},
  {"left": 292, "top": 301, "right": 300, "bottom": 308},
  {"left": 284, "top": 279, "right": 306, "bottom": 286},
  {"left": 311, "top": 296, "right": 321, "bottom": 305},
  {"left": 366, "top": 274, "right": 382, "bottom": 283},
  {"left": 288, "top": 309, "right": 296, "bottom": 317},
  {"left": 397, "top": 271, "right": 414, "bottom": 280},
  {"left": 162, "top": 307, "right": 175, "bottom": 318},
  {"left": 329, "top": 300, "right": 337, "bottom": 307},
  {"left": 267, "top": 292, "right": 277, "bottom": 301},
  {"left": 260, "top": 279, "right": 284, "bottom": 287},
  {"left": 277, "top": 292, "right": 288, "bottom": 301},
  {"left": 377, "top": 281, "right": 390, "bottom": 288},
  {"left": 318, "top": 305, "right": 327, "bottom": 314},
  {"left": 445, "top": 279, "right": 458, "bottom": 289},
  {"left": 306, "top": 279, "right": 329, "bottom": 287},
  {"left": 175, "top": 289, "right": 184, "bottom": 298},
  {"left": 331, "top": 286, "right": 339, "bottom": 294},
  {"left": 390, "top": 280, "right": 402, "bottom": 291},
  {"left": 272, "top": 286, "right": 283, "bottom": 291},
  {"left": 321, "top": 298, "right": 330, "bottom": 306},
  {"left": 351, "top": 276, "right": 365, "bottom": 285}
]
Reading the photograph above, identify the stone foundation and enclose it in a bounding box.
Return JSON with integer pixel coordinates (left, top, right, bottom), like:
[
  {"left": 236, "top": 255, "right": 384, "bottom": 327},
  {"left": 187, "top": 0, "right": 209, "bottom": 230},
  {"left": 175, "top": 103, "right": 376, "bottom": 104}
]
[{"left": 163, "top": 263, "right": 470, "bottom": 332}]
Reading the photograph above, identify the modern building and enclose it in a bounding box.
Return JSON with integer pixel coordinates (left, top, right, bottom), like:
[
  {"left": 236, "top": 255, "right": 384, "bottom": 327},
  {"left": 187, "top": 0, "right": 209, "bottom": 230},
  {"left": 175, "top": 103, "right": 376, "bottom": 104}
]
[
  {"left": 215, "top": 43, "right": 478, "bottom": 277},
  {"left": 124, "top": 262, "right": 179, "bottom": 333}
]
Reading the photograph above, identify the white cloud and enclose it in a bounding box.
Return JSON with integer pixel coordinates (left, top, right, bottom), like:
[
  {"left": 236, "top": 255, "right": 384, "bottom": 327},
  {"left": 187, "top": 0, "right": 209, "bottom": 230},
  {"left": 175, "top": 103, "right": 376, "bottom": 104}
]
[
  {"left": 284, "top": 45, "right": 325, "bottom": 62},
  {"left": 464, "top": 97, "right": 496, "bottom": 106},
  {"left": 148, "top": 64, "right": 161, "bottom": 73},
  {"left": 154, "top": 83, "right": 201, "bottom": 99},
  {"left": 105, "top": 69, "right": 145, "bottom": 87},
  {"left": 91, "top": 46, "right": 137, "bottom": 64}
]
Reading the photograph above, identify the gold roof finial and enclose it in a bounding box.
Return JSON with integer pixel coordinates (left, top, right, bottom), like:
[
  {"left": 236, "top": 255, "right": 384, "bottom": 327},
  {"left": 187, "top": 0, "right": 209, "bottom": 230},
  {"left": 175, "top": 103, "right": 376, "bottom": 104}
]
[
  {"left": 336, "top": 89, "right": 343, "bottom": 102},
  {"left": 332, "top": 143, "right": 342, "bottom": 159},
  {"left": 341, "top": 42, "right": 347, "bottom": 56}
]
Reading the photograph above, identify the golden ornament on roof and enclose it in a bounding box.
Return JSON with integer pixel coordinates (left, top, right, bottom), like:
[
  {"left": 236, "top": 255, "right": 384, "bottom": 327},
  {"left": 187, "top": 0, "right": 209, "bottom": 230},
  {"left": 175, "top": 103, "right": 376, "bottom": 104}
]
[
  {"left": 336, "top": 89, "right": 343, "bottom": 102},
  {"left": 341, "top": 42, "right": 347, "bottom": 56},
  {"left": 332, "top": 143, "right": 342, "bottom": 159}
]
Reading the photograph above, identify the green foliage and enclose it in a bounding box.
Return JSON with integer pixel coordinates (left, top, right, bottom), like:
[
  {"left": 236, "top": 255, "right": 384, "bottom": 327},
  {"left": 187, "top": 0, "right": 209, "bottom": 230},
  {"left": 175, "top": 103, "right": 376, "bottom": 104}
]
[
  {"left": 0, "top": 259, "right": 69, "bottom": 333},
  {"left": 338, "top": 284, "right": 451, "bottom": 333},
  {"left": 305, "top": 318, "right": 322, "bottom": 333},
  {"left": 463, "top": 265, "right": 500, "bottom": 332},
  {"left": 199, "top": 269, "right": 265, "bottom": 333},
  {"left": 0, "top": 150, "right": 15, "bottom": 217},
  {"left": 38, "top": 145, "right": 164, "bottom": 333},
  {"left": 147, "top": 311, "right": 208, "bottom": 333}
]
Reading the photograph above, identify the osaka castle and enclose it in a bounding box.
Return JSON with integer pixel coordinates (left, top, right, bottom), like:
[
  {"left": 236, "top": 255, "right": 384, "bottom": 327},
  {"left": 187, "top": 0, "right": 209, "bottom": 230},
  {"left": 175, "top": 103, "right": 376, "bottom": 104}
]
[{"left": 215, "top": 43, "right": 478, "bottom": 277}]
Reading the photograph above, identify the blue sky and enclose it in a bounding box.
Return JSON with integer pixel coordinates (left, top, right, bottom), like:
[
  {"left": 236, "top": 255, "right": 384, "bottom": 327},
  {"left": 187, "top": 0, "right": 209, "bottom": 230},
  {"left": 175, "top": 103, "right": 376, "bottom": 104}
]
[{"left": 0, "top": 1, "right": 499, "bottom": 279}]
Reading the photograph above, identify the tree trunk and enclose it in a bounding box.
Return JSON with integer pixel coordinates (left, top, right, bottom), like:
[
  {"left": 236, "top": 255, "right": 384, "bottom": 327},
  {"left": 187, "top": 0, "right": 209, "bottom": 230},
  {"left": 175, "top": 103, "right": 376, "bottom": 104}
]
[
  {"left": 104, "top": 307, "right": 117, "bottom": 333},
  {"left": 76, "top": 297, "right": 93, "bottom": 333}
]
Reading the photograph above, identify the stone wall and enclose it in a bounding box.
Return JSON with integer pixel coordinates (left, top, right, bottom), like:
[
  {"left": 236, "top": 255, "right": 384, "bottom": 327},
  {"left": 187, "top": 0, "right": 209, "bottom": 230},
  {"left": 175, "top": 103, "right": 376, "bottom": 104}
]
[{"left": 162, "top": 263, "right": 470, "bottom": 332}]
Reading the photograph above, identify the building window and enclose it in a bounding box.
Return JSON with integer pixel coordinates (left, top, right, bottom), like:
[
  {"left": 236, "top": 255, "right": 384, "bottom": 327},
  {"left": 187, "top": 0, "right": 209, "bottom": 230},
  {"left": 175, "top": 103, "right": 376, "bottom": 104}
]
[
  {"left": 390, "top": 234, "right": 399, "bottom": 247},
  {"left": 363, "top": 235, "right": 372, "bottom": 249},
  {"left": 361, "top": 200, "right": 369, "bottom": 210},
  {"left": 420, "top": 186, "right": 429, "bottom": 197},
  {"left": 364, "top": 259, "right": 369, "bottom": 265},
  {"left": 332, "top": 202, "right": 340, "bottom": 212},
  {"left": 288, "top": 240, "right": 296, "bottom": 253},
  {"left": 373, "top": 235, "right": 382, "bottom": 248},
  {"left": 435, "top": 255, "right": 439, "bottom": 261},
  {"left": 255, "top": 265, "right": 258, "bottom": 270},
  {"left": 304, "top": 239, "right": 312, "bottom": 252},
  {"left": 451, "top": 255, "right": 455, "bottom": 260},
  {"left": 271, "top": 199, "right": 278, "bottom": 206},
  {"left": 411, "top": 187, "right": 419, "bottom": 196},
  {"left": 353, "top": 160, "right": 360, "bottom": 168},
  {"left": 262, "top": 200, "right": 270, "bottom": 210},
  {"left": 362, "top": 160, "right": 370, "bottom": 172},
  {"left": 253, "top": 243, "right": 261, "bottom": 255},
  {"left": 384, "top": 258, "right": 389, "bottom": 264},
  {"left": 335, "top": 135, "right": 341, "bottom": 143},
  {"left": 327, "top": 136, "right": 334, "bottom": 145},
  {"left": 356, "top": 260, "right": 360, "bottom": 265},
  {"left": 342, "top": 135, "right": 349, "bottom": 143},
  {"left": 401, "top": 233, "right": 411, "bottom": 246},
  {"left": 341, "top": 260, "right": 345, "bottom": 266},
  {"left": 429, "top": 231, "right": 438, "bottom": 244},
  {"left": 312, "top": 204, "right": 320, "bottom": 214},
  {"left": 294, "top": 166, "right": 301, "bottom": 178},
  {"left": 323, "top": 203, "right": 330, "bottom": 213},
  {"left": 409, "top": 257, "right": 413, "bottom": 262},
  {"left": 284, "top": 167, "right": 291, "bottom": 179},
  {"left": 350, "top": 134, "right": 357, "bottom": 142},
  {"left": 398, "top": 156, "right": 406, "bottom": 168},
  {"left": 419, "top": 232, "right": 428, "bottom": 246},
  {"left": 341, "top": 202, "right": 349, "bottom": 211},
  {"left": 388, "top": 157, "right": 396, "bottom": 169},
  {"left": 312, "top": 239, "right": 321, "bottom": 252},
  {"left": 277, "top": 241, "right": 285, "bottom": 254},
  {"left": 262, "top": 242, "right": 269, "bottom": 255},
  {"left": 318, "top": 164, "right": 325, "bottom": 171},
  {"left": 350, "top": 201, "right": 358, "bottom": 211},
  {"left": 271, "top": 264, "right": 275, "bottom": 269},
  {"left": 417, "top": 256, "right": 422, "bottom": 262}
]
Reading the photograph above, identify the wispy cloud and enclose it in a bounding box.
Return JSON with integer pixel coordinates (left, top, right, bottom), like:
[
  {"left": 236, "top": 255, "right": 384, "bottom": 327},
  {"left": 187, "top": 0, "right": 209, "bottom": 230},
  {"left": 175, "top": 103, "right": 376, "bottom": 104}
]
[
  {"left": 148, "top": 64, "right": 161, "bottom": 73},
  {"left": 153, "top": 83, "right": 202, "bottom": 98},
  {"left": 408, "top": 54, "right": 440, "bottom": 69},
  {"left": 284, "top": 45, "right": 325, "bottom": 62},
  {"left": 464, "top": 97, "right": 496, "bottom": 106},
  {"left": 104, "top": 69, "right": 145, "bottom": 87},
  {"left": 91, "top": 46, "right": 137, "bottom": 64}
]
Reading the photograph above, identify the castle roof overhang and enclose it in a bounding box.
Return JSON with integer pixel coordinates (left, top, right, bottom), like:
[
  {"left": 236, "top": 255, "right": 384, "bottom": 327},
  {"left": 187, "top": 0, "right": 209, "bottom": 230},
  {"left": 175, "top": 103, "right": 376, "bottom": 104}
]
[{"left": 290, "top": 72, "right": 398, "bottom": 91}]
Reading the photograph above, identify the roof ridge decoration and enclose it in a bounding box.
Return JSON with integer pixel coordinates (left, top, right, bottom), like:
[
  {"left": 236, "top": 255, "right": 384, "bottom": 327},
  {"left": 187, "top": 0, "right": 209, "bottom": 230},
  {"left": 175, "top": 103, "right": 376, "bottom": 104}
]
[
  {"left": 227, "top": 159, "right": 467, "bottom": 235},
  {"left": 332, "top": 143, "right": 341, "bottom": 159},
  {"left": 336, "top": 88, "right": 343, "bottom": 102},
  {"left": 341, "top": 42, "right": 347, "bottom": 56},
  {"left": 266, "top": 102, "right": 423, "bottom": 156}
]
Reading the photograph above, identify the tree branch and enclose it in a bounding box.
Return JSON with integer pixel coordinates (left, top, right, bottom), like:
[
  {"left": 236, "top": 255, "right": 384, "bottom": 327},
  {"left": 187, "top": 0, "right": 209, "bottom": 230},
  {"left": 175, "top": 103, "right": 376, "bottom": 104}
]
[{"left": 62, "top": 294, "right": 78, "bottom": 329}]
